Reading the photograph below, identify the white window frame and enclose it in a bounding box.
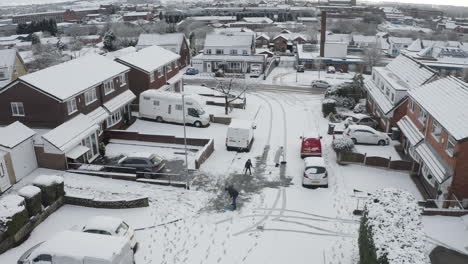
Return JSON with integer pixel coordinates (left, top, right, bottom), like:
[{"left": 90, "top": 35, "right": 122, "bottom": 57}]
[
  {"left": 431, "top": 119, "right": 442, "bottom": 141},
  {"left": 230, "top": 49, "right": 238, "bottom": 55},
  {"left": 66, "top": 98, "right": 77, "bottom": 115},
  {"left": 409, "top": 100, "right": 414, "bottom": 112},
  {"left": 149, "top": 71, "right": 155, "bottom": 82},
  {"left": 119, "top": 73, "right": 126, "bottom": 86},
  {"left": 205, "top": 49, "right": 212, "bottom": 55},
  {"left": 446, "top": 135, "right": 456, "bottom": 157},
  {"left": 418, "top": 106, "right": 427, "bottom": 125},
  {"left": 11, "top": 102, "right": 25, "bottom": 116},
  {"left": 166, "top": 63, "right": 172, "bottom": 73},
  {"left": 157, "top": 67, "right": 163, "bottom": 77},
  {"left": 106, "top": 110, "right": 122, "bottom": 127},
  {"left": 104, "top": 79, "right": 114, "bottom": 95},
  {"left": 84, "top": 88, "right": 97, "bottom": 105},
  {"left": 242, "top": 50, "right": 248, "bottom": 55}
]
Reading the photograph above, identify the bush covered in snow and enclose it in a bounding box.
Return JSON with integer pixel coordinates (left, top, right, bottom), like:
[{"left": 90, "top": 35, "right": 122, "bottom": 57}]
[
  {"left": 33, "top": 175, "right": 64, "bottom": 207},
  {"left": 332, "top": 137, "right": 354, "bottom": 152},
  {"left": 18, "top": 186, "right": 43, "bottom": 216},
  {"left": 322, "top": 98, "right": 337, "bottom": 117},
  {"left": 359, "top": 188, "right": 428, "bottom": 264},
  {"left": 0, "top": 195, "right": 28, "bottom": 236}
]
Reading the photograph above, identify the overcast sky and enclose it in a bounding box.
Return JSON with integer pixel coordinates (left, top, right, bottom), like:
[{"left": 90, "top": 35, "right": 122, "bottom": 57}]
[{"left": 364, "top": 0, "right": 468, "bottom": 7}]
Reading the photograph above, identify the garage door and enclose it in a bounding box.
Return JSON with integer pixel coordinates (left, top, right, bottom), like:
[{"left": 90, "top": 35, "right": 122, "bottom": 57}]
[{"left": 11, "top": 138, "right": 37, "bottom": 181}]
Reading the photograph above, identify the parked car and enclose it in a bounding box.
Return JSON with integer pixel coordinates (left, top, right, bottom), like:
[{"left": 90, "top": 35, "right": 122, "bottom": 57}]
[
  {"left": 117, "top": 153, "right": 165, "bottom": 177},
  {"left": 296, "top": 65, "right": 305, "bottom": 72},
  {"left": 185, "top": 67, "right": 199, "bottom": 75},
  {"left": 18, "top": 231, "right": 135, "bottom": 264},
  {"left": 302, "top": 157, "right": 328, "bottom": 188},
  {"left": 300, "top": 133, "right": 322, "bottom": 158},
  {"left": 327, "top": 66, "right": 336, "bottom": 73},
  {"left": 82, "top": 216, "right": 137, "bottom": 251},
  {"left": 311, "top": 80, "right": 330, "bottom": 89},
  {"left": 226, "top": 119, "right": 255, "bottom": 152},
  {"left": 343, "top": 125, "right": 390, "bottom": 145},
  {"left": 343, "top": 113, "right": 378, "bottom": 128}
]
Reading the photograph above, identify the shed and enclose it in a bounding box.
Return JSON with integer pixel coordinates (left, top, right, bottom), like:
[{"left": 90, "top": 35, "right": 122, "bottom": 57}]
[{"left": 0, "top": 121, "right": 37, "bottom": 184}]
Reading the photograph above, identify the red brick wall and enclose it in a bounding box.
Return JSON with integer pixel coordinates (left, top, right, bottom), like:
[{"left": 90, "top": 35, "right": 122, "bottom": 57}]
[
  {"left": 273, "top": 37, "right": 287, "bottom": 52},
  {"left": 451, "top": 140, "right": 468, "bottom": 201},
  {"left": 389, "top": 100, "right": 408, "bottom": 130},
  {"left": 179, "top": 40, "right": 191, "bottom": 68}
]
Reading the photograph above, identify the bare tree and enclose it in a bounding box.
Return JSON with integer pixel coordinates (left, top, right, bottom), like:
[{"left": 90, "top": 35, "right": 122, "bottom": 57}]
[
  {"left": 361, "top": 45, "right": 383, "bottom": 72},
  {"left": 29, "top": 44, "right": 64, "bottom": 72},
  {"left": 214, "top": 79, "right": 249, "bottom": 115}
]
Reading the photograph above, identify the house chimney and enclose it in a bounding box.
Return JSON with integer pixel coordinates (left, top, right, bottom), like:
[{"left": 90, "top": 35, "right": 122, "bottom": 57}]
[{"left": 320, "top": 11, "right": 327, "bottom": 57}]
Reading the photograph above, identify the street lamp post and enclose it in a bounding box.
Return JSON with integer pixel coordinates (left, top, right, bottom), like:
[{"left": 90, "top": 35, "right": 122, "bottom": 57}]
[{"left": 181, "top": 94, "right": 190, "bottom": 190}]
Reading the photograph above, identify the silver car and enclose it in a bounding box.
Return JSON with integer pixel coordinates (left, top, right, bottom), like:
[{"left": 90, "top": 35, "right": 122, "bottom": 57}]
[
  {"left": 117, "top": 153, "right": 165, "bottom": 177},
  {"left": 311, "top": 80, "right": 330, "bottom": 89}
]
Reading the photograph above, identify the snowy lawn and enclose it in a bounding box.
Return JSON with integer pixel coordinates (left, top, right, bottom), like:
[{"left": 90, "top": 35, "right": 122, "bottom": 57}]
[
  {"left": 263, "top": 67, "right": 355, "bottom": 87},
  {"left": 353, "top": 139, "right": 402, "bottom": 160},
  {"left": 423, "top": 215, "right": 468, "bottom": 254}
]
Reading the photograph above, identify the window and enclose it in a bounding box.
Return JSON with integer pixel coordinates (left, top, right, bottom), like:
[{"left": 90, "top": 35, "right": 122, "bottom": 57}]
[
  {"left": 153, "top": 100, "right": 159, "bottom": 106},
  {"left": 66, "top": 98, "right": 77, "bottom": 115},
  {"left": 205, "top": 49, "right": 212, "bottom": 55},
  {"left": 106, "top": 110, "right": 122, "bottom": 127},
  {"left": 409, "top": 100, "right": 414, "bottom": 112},
  {"left": 119, "top": 73, "right": 126, "bottom": 86},
  {"left": 385, "top": 87, "right": 390, "bottom": 96},
  {"left": 230, "top": 49, "right": 238, "bottom": 55},
  {"left": 33, "top": 254, "right": 52, "bottom": 263},
  {"left": 188, "top": 108, "right": 199, "bottom": 117},
  {"left": 243, "top": 50, "right": 248, "bottom": 55},
  {"left": 116, "top": 222, "right": 129, "bottom": 235},
  {"left": 104, "top": 79, "right": 114, "bottom": 94},
  {"left": 390, "top": 92, "right": 395, "bottom": 102},
  {"left": 446, "top": 135, "right": 456, "bottom": 157},
  {"left": 431, "top": 119, "right": 442, "bottom": 141},
  {"left": 166, "top": 63, "right": 172, "bottom": 73},
  {"left": 216, "top": 49, "right": 223, "bottom": 55},
  {"left": 175, "top": 104, "right": 183, "bottom": 111},
  {"left": 172, "top": 61, "right": 177, "bottom": 69},
  {"left": 418, "top": 107, "right": 427, "bottom": 124},
  {"left": 84, "top": 88, "right": 97, "bottom": 105},
  {"left": 11, "top": 102, "right": 24, "bottom": 116},
  {"left": 149, "top": 71, "right": 155, "bottom": 82},
  {"left": 229, "top": 62, "right": 241, "bottom": 70},
  {"left": 0, "top": 69, "right": 7, "bottom": 80}
]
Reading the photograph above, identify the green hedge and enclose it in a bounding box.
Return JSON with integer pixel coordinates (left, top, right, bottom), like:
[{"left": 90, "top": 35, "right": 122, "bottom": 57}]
[
  {"left": 322, "top": 101, "right": 336, "bottom": 117},
  {"left": 359, "top": 212, "right": 389, "bottom": 264},
  {"left": 33, "top": 184, "right": 56, "bottom": 207}
]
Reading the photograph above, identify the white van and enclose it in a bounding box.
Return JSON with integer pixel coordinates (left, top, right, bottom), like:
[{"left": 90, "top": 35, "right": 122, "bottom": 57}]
[
  {"left": 250, "top": 64, "right": 262, "bottom": 77},
  {"left": 18, "top": 230, "right": 134, "bottom": 264},
  {"left": 226, "top": 119, "right": 255, "bottom": 152},
  {"left": 139, "top": 90, "right": 210, "bottom": 127}
]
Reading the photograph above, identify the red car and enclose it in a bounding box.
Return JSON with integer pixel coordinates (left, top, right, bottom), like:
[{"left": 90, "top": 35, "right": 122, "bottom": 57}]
[{"left": 300, "top": 134, "right": 322, "bottom": 158}]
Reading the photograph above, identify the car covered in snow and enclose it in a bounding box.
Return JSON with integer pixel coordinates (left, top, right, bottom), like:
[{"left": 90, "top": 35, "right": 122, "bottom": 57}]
[
  {"left": 300, "top": 133, "right": 322, "bottom": 158},
  {"left": 311, "top": 80, "right": 330, "bottom": 89},
  {"left": 185, "top": 67, "right": 199, "bottom": 75},
  {"left": 342, "top": 113, "right": 378, "bottom": 128},
  {"left": 343, "top": 125, "right": 390, "bottom": 146},
  {"left": 302, "top": 157, "right": 328, "bottom": 188},
  {"left": 117, "top": 153, "right": 165, "bottom": 177},
  {"left": 17, "top": 230, "right": 135, "bottom": 264},
  {"left": 327, "top": 66, "right": 336, "bottom": 73},
  {"left": 82, "top": 216, "right": 138, "bottom": 251}
]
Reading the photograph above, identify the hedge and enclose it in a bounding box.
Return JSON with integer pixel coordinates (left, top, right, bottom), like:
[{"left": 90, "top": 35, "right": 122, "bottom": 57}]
[{"left": 359, "top": 212, "right": 389, "bottom": 264}]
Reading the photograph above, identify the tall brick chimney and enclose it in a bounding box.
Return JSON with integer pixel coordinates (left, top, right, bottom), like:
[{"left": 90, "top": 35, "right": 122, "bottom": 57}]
[{"left": 320, "top": 11, "right": 327, "bottom": 57}]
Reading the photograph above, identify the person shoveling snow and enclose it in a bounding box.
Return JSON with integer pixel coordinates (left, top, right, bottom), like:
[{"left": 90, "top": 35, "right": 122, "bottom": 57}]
[
  {"left": 224, "top": 185, "right": 239, "bottom": 211},
  {"left": 274, "top": 146, "right": 285, "bottom": 167},
  {"left": 244, "top": 158, "right": 253, "bottom": 176}
]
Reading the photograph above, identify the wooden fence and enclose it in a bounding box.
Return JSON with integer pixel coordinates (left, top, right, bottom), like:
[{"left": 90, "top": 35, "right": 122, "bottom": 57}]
[{"left": 337, "top": 151, "right": 418, "bottom": 172}]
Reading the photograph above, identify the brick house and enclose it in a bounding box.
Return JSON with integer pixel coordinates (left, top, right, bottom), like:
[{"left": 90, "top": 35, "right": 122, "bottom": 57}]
[
  {"left": 0, "top": 49, "right": 27, "bottom": 89},
  {"left": 0, "top": 55, "right": 135, "bottom": 163},
  {"left": 115, "top": 45, "right": 181, "bottom": 101},
  {"left": 365, "top": 54, "right": 437, "bottom": 132},
  {"left": 255, "top": 34, "right": 270, "bottom": 48},
  {"left": 272, "top": 33, "right": 308, "bottom": 52},
  {"left": 122, "top": 12, "right": 153, "bottom": 22},
  {"left": 397, "top": 76, "right": 468, "bottom": 207},
  {"left": 136, "top": 33, "right": 191, "bottom": 68}
]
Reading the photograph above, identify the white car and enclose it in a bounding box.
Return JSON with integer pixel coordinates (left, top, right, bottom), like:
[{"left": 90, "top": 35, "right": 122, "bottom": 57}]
[
  {"left": 311, "top": 80, "right": 330, "bottom": 89},
  {"left": 302, "top": 157, "right": 328, "bottom": 188},
  {"left": 343, "top": 125, "right": 390, "bottom": 145},
  {"left": 82, "top": 216, "right": 138, "bottom": 251}
]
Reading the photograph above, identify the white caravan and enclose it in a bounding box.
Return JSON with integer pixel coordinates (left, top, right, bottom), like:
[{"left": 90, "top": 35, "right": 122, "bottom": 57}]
[
  {"left": 17, "top": 230, "right": 134, "bottom": 264},
  {"left": 139, "top": 90, "right": 210, "bottom": 127},
  {"left": 226, "top": 119, "right": 255, "bottom": 152}
]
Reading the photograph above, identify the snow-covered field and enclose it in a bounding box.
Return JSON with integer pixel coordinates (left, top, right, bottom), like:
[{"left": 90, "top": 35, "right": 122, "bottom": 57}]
[{"left": 1, "top": 73, "right": 465, "bottom": 263}]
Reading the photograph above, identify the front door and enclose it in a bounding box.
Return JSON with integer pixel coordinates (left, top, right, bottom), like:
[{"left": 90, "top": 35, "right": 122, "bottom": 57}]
[{"left": 0, "top": 155, "right": 11, "bottom": 193}]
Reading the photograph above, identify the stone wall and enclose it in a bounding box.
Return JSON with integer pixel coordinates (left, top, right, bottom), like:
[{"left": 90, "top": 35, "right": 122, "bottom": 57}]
[{"left": 64, "top": 195, "right": 149, "bottom": 209}]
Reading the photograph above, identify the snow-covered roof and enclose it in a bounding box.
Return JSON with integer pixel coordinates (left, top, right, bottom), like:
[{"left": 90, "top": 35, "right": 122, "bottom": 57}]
[
  {"left": 42, "top": 114, "right": 99, "bottom": 153},
  {"left": 241, "top": 17, "right": 273, "bottom": 23},
  {"left": 36, "top": 231, "right": 128, "bottom": 261},
  {"left": 18, "top": 55, "right": 129, "bottom": 101},
  {"left": 117, "top": 45, "right": 180, "bottom": 73},
  {"left": 0, "top": 121, "right": 35, "bottom": 149},
  {"left": 103, "top": 90, "right": 136, "bottom": 113},
  {"left": 0, "top": 194, "right": 25, "bottom": 222},
  {"left": 351, "top": 35, "right": 376, "bottom": 44},
  {"left": 124, "top": 11, "right": 150, "bottom": 17},
  {"left": 385, "top": 54, "right": 436, "bottom": 89},
  {"left": 275, "top": 33, "right": 307, "bottom": 41},
  {"left": 204, "top": 33, "right": 253, "bottom": 47},
  {"left": 105, "top": 47, "right": 137, "bottom": 60},
  {"left": 415, "top": 142, "right": 450, "bottom": 183},
  {"left": 409, "top": 76, "right": 468, "bottom": 140},
  {"left": 83, "top": 216, "right": 124, "bottom": 234},
  {"left": 0, "top": 49, "right": 19, "bottom": 88},
  {"left": 193, "top": 54, "right": 265, "bottom": 63},
  {"left": 229, "top": 119, "right": 253, "bottom": 130},
  {"left": 136, "top": 33, "right": 186, "bottom": 51},
  {"left": 190, "top": 16, "right": 236, "bottom": 22},
  {"left": 86, "top": 106, "right": 109, "bottom": 125},
  {"left": 396, "top": 116, "right": 423, "bottom": 146},
  {"left": 256, "top": 33, "right": 270, "bottom": 40}
]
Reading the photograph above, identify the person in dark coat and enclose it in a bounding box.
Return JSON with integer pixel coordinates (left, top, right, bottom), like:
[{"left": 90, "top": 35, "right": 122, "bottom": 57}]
[
  {"left": 244, "top": 159, "right": 253, "bottom": 175},
  {"left": 225, "top": 185, "right": 239, "bottom": 210}
]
